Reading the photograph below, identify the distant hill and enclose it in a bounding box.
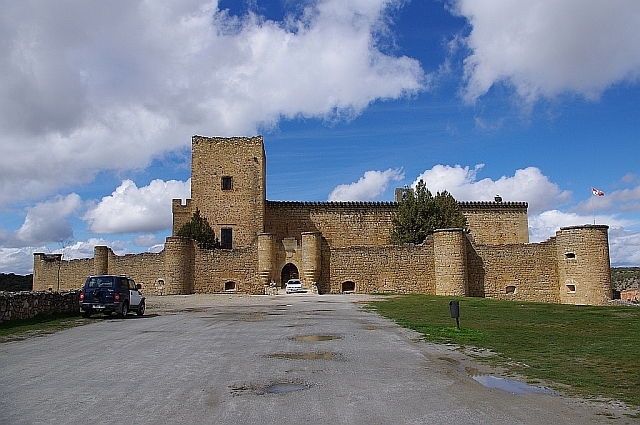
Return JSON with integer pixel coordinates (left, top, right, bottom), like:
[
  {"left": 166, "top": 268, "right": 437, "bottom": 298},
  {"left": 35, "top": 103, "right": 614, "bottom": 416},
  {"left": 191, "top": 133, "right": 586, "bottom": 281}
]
[
  {"left": 611, "top": 267, "right": 640, "bottom": 291},
  {"left": 0, "top": 273, "right": 33, "bottom": 292}
]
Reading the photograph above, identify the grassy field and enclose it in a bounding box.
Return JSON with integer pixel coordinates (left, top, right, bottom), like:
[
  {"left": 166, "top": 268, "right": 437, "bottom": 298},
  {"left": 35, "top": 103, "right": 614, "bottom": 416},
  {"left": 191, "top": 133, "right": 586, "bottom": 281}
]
[{"left": 368, "top": 295, "right": 640, "bottom": 408}]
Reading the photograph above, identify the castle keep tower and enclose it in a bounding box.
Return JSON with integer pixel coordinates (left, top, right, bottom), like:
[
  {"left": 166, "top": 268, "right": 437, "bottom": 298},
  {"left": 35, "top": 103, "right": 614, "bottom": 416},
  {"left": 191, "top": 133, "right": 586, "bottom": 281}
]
[{"left": 188, "top": 135, "right": 266, "bottom": 248}]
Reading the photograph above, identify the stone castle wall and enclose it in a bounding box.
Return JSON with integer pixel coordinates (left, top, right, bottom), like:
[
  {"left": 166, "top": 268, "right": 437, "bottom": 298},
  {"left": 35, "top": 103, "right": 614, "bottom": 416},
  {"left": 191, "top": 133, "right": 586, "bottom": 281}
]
[
  {"left": 193, "top": 244, "right": 260, "bottom": 294},
  {"left": 327, "top": 241, "right": 436, "bottom": 294},
  {"left": 33, "top": 253, "right": 94, "bottom": 291},
  {"left": 468, "top": 239, "right": 560, "bottom": 303},
  {"left": 460, "top": 202, "right": 529, "bottom": 244}
]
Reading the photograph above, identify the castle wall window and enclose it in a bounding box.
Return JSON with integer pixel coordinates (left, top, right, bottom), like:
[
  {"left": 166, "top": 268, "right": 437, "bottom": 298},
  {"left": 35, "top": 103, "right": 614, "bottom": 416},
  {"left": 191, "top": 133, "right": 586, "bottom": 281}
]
[
  {"left": 221, "top": 176, "right": 232, "bottom": 190},
  {"left": 221, "top": 228, "right": 232, "bottom": 249},
  {"left": 225, "top": 281, "right": 236, "bottom": 291},
  {"left": 565, "top": 252, "right": 576, "bottom": 259},
  {"left": 342, "top": 281, "right": 356, "bottom": 293},
  {"left": 566, "top": 284, "right": 576, "bottom": 293},
  {"left": 505, "top": 285, "right": 516, "bottom": 294}
]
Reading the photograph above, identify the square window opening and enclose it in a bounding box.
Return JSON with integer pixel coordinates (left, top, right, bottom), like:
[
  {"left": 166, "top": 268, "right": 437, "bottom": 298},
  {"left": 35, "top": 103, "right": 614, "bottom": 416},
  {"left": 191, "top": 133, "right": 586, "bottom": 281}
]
[{"left": 566, "top": 284, "right": 576, "bottom": 293}]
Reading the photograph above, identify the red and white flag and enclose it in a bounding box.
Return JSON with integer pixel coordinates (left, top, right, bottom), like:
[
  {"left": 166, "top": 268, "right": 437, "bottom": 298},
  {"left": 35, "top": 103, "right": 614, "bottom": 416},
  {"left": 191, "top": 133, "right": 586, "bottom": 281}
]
[{"left": 591, "top": 187, "right": 605, "bottom": 196}]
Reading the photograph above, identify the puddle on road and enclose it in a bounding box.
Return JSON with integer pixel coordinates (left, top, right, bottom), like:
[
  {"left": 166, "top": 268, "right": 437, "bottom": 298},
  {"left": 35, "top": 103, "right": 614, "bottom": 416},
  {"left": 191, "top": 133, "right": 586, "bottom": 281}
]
[
  {"left": 364, "top": 325, "right": 379, "bottom": 330},
  {"left": 293, "top": 335, "right": 341, "bottom": 342},
  {"left": 268, "top": 352, "right": 335, "bottom": 360},
  {"left": 466, "top": 367, "right": 557, "bottom": 395},
  {"left": 266, "top": 383, "right": 307, "bottom": 394}
]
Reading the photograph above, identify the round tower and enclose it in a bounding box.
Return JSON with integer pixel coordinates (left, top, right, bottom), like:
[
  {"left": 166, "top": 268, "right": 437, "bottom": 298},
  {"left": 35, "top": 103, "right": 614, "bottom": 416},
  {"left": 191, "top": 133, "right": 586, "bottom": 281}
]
[
  {"left": 302, "top": 232, "right": 322, "bottom": 288},
  {"left": 163, "top": 236, "right": 195, "bottom": 295},
  {"left": 258, "top": 233, "right": 275, "bottom": 286},
  {"left": 556, "top": 225, "right": 611, "bottom": 305},
  {"left": 433, "top": 228, "right": 468, "bottom": 297},
  {"left": 93, "top": 246, "right": 110, "bottom": 275}
]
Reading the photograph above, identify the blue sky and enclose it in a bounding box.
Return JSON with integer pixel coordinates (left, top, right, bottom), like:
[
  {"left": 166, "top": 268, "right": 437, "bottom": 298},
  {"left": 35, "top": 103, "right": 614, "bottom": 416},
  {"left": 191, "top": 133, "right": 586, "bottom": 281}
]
[{"left": 1, "top": 0, "right": 639, "bottom": 274}]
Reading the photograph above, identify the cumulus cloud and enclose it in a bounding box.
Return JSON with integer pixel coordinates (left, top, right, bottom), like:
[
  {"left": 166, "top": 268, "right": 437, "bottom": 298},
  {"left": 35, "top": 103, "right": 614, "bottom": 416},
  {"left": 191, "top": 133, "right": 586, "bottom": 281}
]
[
  {"left": 413, "top": 164, "right": 571, "bottom": 214},
  {"left": 450, "top": 0, "right": 640, "bottom": 103},
  {"left": 12, "top": 194, "right": 82, "bottom": 247},
  {"left": 83, "top": 179, "right": 190, "bottom": 234},
  {"left": 0, "top": 0, "right": 424, "bottom": 206},
  {"left": 572, "top": 185, "right": 640, "bottom": 214},
  {"left": 328, "top": 168, "right": 404, "bottom": 201}
]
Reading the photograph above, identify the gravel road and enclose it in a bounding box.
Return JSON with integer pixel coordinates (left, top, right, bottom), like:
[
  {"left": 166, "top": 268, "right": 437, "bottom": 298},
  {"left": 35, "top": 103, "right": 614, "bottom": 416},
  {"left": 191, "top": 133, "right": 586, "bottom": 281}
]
[{"left": 0, "top": 293, "right": 636, "bottom": 424}]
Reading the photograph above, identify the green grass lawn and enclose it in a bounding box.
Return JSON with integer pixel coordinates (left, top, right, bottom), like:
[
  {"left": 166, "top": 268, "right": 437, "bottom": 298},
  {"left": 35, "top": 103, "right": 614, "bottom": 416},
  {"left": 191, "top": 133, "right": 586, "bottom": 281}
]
[{"left": 367, "top": 295, "right": 640, "bottom": 408}]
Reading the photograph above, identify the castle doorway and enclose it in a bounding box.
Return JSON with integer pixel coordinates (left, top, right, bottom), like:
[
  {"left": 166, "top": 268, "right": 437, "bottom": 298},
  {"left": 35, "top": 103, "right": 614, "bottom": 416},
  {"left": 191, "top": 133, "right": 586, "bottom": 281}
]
[{"left": 281, "top": 263, "right": 299, "bottom": 288}]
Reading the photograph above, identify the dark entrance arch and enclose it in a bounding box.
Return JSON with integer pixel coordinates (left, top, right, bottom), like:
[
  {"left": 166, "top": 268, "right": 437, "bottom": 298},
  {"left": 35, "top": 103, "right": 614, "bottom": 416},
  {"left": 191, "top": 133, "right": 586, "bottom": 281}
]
[{"left": 281, "top": 263, "right": 299, "bottom": 288}]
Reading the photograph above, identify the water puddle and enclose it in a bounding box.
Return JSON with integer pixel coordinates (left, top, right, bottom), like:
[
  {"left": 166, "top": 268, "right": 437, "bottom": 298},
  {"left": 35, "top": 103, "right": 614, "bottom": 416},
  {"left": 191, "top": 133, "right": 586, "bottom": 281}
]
[
  {"left": 364, "top": 325, "right": 379, "bottom": 330},
  {"left": 266, "top": 383, "right": 307, "bottom": 394},
  {"left": 268, "top": 352, "right": 335, "bottom": 360},
  {"left": 470, "top": 374, "right": 557, "bottom": 395},
  {"left": 293, "top": 335, "right": 341, "bottom": 342}
]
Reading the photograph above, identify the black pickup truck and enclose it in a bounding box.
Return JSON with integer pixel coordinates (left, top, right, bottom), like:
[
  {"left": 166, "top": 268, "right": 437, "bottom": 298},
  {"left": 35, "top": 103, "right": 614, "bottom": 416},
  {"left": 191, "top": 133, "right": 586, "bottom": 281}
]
[{"left": 79, "top": 275, "right": 145, "bottom": 318}]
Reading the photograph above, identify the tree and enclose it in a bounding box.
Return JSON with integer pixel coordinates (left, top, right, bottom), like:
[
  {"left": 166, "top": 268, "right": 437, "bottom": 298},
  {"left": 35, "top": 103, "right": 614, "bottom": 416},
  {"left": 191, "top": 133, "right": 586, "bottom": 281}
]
[
  {"left": 390, "top": 180, "right": 467, "bottom": 245},
  {"left": 176, "top": 208, "right": 220, "bottom": 250}
]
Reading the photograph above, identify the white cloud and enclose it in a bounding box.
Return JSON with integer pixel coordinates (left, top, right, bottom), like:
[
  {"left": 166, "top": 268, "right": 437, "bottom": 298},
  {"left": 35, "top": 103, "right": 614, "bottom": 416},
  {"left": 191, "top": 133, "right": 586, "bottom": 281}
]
[
  {"left": 0, "top": 0, "right": 424, "bottom": 205},
  {"left": 528, "top": 210, "right": 639, "bottom": 266},
  {"left": 451, "top": 0, "right": 640, "bottom": 103},
  {"left": 328, "top": 168, "right": 404, "bottom": 201},
  {"left": 13, "top": 194, "right": 82, "bottom": 247},
  {"left": 83, "top": 179, "right": 191, "bottom": 234},
  {"left": 573, "top": 185, "right": 640, "bottom": 214},
  {"left": 413, "top": 164, "right": 571, "bottom": 214},
  {"left": 0, "top": 247, "right": 44, "bottom": 276}
]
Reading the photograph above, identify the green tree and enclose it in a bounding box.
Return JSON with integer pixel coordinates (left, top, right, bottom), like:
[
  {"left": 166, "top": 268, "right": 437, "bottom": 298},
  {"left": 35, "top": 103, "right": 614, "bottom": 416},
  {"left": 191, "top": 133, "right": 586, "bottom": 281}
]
[
  {"left": 390, "top": 180, "right": 467, "bottom": 244},
  {"left": 176, "top": 208, "right": 220, "bottom": 250}
]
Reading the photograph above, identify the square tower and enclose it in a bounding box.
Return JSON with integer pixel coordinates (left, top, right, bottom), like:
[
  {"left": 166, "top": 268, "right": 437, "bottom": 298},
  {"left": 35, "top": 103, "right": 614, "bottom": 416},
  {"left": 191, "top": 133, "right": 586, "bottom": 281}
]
[{"left": 190, "top": 135, "right": 266, "bottom": 248}]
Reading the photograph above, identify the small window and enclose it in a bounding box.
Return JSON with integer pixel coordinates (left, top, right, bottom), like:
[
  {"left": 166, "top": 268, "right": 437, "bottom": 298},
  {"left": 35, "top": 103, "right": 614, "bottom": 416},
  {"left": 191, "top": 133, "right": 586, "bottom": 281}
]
[
  {"left": 505, "top": 285, "right": 516, "bottom": 294},
  {"left": 221, "top": 228, "right": 232, "bottom": 249},
  {"left": 342, "top": 281, "right": 356, "bottom": 293},
  {"left": 225, "top": 281, "right": 236, "bottom": 291},
  {"left": 221, "top": 176, "right": 232, "bottom": 190},
  {"left": 565, "top": 252, "right": 576, "bottom": 259},
  {"left": 566, "top": 284, "right": 576, "bottom": 293}
]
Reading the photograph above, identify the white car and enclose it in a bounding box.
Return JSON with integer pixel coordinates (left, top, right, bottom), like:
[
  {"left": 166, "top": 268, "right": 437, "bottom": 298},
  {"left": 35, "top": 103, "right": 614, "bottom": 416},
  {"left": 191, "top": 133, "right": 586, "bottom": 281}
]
[{"left": 285, "top": 279, "right": 303, "bottom": 294}]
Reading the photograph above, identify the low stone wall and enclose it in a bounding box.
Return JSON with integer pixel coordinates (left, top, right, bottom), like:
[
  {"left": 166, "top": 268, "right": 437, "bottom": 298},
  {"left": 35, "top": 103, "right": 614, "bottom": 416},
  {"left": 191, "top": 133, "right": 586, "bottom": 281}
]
[{"left": 0, "top": 290, "right": 80, "bottom": 323}]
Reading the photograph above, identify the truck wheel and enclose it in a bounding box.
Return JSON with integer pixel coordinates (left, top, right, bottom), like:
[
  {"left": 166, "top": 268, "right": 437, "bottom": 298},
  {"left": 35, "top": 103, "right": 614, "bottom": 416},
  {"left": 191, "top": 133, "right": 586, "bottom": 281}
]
[
  {"left": 118, "top": 302, "right": 129, "bottom": 318},
  {"left": 136, "top": 301, "right": 145, "bottom": 316},
  {"left": 81, "top": 310, "right": 92, "bottom": 318}
]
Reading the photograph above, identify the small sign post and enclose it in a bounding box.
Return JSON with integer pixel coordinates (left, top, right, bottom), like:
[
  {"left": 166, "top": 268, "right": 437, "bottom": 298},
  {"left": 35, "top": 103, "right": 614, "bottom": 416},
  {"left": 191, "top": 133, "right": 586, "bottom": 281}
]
[{"left": 449, "top": 300, "right": 460, "bottom": 329}]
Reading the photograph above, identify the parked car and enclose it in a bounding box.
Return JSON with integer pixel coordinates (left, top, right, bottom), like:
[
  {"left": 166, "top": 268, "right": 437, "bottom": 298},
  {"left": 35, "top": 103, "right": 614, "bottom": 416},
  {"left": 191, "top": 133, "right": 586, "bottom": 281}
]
[
  {"left": 285, "top": 279, "right": 303, "bottom": 294},
  {"left": 79, "top": 275, "right": 145, "bottom": 318}
]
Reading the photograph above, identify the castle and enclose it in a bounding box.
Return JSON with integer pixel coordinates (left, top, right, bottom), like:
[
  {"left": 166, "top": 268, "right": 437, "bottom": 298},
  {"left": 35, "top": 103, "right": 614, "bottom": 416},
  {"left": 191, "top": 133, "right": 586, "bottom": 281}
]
[{"left": 33, "top": 135, "right": 613, "bottom": 305}]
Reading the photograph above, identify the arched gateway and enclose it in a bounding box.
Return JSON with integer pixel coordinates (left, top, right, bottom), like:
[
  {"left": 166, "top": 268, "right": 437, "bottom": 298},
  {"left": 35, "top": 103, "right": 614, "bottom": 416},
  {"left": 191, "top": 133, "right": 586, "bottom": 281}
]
[{"left": 281, "top": 263, "right": 299, "bottom": 288}]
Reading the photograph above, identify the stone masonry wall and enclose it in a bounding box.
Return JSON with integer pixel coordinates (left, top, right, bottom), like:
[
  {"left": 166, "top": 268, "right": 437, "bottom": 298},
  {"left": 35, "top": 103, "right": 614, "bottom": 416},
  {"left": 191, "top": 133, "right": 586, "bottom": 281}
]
[
  {"left": 190, "top": 136, "right": 266, "bottom": 248},
  {"left": 461, "top": 202, "right": 529, "bottom": 244},
  {"left": 193, "top": 244, "right": 260, "bottom": 294},
  {"left": 33, "top": 253, "right": 93, "bottom": 291},
  {"left": 265, "top": 201, "right": 528, "bottom": 249},
  {"left": 328, "top": 240, "right": 436, "bottom": 294},
  {"left": 266, "top": 201, "right": 396, "bottom": 247},
  {"left": 0, "top": 290, "right": 80, "bottom": 323},
  {"left": 468, "top": 238, "right": 560, "bottom": 303}
]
